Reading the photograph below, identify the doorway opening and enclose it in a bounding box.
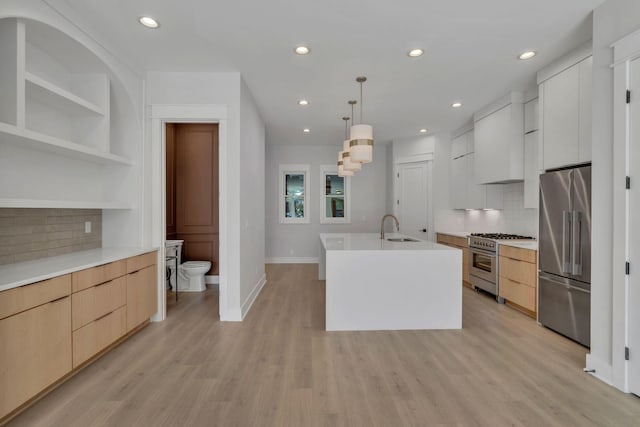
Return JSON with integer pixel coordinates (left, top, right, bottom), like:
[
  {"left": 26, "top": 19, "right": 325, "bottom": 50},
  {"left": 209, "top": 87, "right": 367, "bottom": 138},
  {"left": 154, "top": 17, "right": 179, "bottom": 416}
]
[{"left": 164, "top": 123, "right": 219, "bottom": 314}]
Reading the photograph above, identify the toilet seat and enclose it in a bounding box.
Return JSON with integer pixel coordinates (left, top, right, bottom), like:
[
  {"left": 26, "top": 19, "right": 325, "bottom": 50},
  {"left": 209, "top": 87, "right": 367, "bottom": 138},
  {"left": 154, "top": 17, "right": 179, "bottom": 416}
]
[{"left": 180, "top": 261, "right": 211, "bottom": 270}]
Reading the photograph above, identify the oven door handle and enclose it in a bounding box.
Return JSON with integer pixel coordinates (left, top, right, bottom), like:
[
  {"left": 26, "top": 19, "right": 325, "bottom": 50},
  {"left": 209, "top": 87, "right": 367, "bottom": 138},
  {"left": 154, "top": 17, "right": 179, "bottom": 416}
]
[{"left": 470, "top": 247, "right": 496, "bottom": 257}]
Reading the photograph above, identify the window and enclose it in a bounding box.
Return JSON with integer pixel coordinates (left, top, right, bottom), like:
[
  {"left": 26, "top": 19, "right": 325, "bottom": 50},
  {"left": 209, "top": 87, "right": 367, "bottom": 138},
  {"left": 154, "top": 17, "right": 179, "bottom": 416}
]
[
  {"left": 320, "top": 165, "right": 350, "bottom": 224},
  {"left": 279, "top": 164, "right": 310, "bottom": 224}
]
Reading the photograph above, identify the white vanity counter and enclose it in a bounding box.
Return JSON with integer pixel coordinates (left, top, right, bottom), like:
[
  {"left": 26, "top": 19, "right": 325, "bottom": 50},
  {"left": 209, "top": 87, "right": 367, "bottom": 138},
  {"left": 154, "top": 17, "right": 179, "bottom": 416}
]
[
  {"left": 319, "top": 233, "right": 462, "bottom": 332},
  {"left": 0, "top": 247, "right": 158, "bottom": 292}
]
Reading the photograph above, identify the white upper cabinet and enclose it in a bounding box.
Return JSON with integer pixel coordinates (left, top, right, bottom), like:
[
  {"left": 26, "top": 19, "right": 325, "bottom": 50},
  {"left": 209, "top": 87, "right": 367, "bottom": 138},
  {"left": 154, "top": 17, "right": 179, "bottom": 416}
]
[
  {"left": 473, "top": 92, "right": 525, "bottom": 184},
  {"left": 524, "top": 98, "right": 539, "bottom": 133},
  {"left": 450, "top": 129, "right": 503, "bottom": 210},
  {"left": 538, "top": 46, "right": 592, "bottom": 170},
  {"left": 523, "top": 132, "right": 539, "bottom": 209}
]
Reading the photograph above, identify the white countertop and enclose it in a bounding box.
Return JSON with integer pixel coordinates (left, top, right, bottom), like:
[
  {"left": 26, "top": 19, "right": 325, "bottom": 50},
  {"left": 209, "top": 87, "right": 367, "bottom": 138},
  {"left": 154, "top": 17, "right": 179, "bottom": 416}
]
[
  {"left": 320, "top": 233, "right": 458, "bottom": 251},
  {"left": 0, "top": 247, "right": 159, "bottom": 292},
  {"left": 499, "top": 241, "right": 538, "bottom": 250}
]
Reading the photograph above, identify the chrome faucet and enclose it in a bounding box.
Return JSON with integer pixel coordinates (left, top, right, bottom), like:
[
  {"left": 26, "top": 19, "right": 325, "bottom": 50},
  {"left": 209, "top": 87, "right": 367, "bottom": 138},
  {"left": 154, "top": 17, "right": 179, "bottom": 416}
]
[{"left": 380, "top": 214, "right": 400, "bottom": 239}]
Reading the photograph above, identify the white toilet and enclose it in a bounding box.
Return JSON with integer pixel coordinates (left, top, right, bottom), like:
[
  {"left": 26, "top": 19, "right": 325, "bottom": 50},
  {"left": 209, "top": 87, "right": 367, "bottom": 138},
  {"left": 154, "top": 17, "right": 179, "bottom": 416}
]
[{"left": 178, "top": 261, "right": 211, "bottom": 292}]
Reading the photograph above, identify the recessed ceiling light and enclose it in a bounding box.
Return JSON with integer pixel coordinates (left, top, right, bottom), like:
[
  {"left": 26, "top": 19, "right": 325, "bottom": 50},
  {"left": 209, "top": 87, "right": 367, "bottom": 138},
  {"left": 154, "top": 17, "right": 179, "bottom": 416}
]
[
  {"left": 139, "top": 16, "right": 159, "bottom": 29},
  {"left": 518, "top": 51, "right": 537, "bottom": 60},
  {"left": 298, "top": 100, "right": 309, "bottom": 106},
  {"left": 303, "top": 128, "right": 310, "bottom": 133},
  {"left": 408, "top": 49, "right": 424, "bottom": 57},
  {"left": 419, "top": 128, "right": 428, "bottom": 133},
  {"left": 451, "top": 102, "right": 463, "bottom": 108},
  {"left": 295, "top": 46, "right": 310, "bottom": 55}
]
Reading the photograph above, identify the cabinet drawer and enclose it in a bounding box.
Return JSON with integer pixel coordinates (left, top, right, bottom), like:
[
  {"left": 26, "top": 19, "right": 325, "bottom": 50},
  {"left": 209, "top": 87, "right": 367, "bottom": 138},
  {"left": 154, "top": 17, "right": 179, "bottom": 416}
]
[
  {"left": 126, "top": 265, "right": 158, "bottom": 331},
  {"left": 436, "top": 234, "right": 467, "bottom": 248},
  {"left": 72, "top": 306, "right": 126, "bottom": 368},
  {"left": 0, "top": 274, "right": 71, "bottom": 320},
  {"left": 72, "top": 276, "right": 126, "bottom": 331},
  {"left": 499, "top": 256, "right": 536, "bottom": 287},
  {"left": 72, "top": 260, "right": 126, "bottom": 293},
  {"left": 126, "top": 251, "right": 157, "bottom": 274},
  {"left": 499, "top": 245, "right": 537, "bottom": 263},
  {"left": 0, "top": 296, "right": 71, "bottom": 419},
  {"left": 499, "top": 277, "right": 536, "bottom": 312}
]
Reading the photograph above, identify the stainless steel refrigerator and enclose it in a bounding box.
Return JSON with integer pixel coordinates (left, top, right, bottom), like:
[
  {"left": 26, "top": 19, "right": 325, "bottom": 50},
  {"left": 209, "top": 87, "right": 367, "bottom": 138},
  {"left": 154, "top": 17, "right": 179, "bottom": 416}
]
[{"left": 538, "top": 165, "right": 591, "bottom": 347}]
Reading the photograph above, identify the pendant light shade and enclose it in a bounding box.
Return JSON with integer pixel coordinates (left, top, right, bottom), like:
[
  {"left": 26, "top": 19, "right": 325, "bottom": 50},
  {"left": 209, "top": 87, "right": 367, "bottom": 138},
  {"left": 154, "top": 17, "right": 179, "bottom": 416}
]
[
  {"left": 340, "top": 115, "right": 361, "bottom": 172},
  {"left": 337, "top": 158, "right": 354, "bottom": 177},
  {"left": 349, "top": 76, "right": 373, "bottom": 164}
]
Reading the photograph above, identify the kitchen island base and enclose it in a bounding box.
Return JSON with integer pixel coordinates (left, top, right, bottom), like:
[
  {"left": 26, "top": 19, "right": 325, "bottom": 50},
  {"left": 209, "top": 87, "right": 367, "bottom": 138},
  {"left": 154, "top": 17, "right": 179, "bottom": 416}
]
[{"left": 320, "top": 233, "right": 462, "bottom": 331}]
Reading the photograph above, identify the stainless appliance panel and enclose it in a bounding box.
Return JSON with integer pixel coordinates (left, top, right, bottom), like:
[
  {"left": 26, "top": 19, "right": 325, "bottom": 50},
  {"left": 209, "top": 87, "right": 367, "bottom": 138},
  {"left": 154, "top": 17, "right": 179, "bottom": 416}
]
[
  {"left": 469, "top": 274, "right": 496, "bottom": 296},
  {"left": 469, "top": 248, "right": 496, "bottom": 283},
  {"left": 538, "top": 272, "right": 590, "bottom": 347},
  {"left": 570, "top": 165, "right": 591, "bottom": 283},
  {"left": 539, "top": 169, "right": 573, "bottom": 276}
]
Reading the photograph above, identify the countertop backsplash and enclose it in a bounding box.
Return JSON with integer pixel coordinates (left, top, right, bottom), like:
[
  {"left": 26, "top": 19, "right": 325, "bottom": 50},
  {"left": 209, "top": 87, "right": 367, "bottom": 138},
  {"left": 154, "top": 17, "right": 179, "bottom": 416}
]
[
  {"left": 0, "top": 208, "right": 102, "bottom": 265},
  {"left": 464, "top": 183, "right": 538, "bottom": 237}
]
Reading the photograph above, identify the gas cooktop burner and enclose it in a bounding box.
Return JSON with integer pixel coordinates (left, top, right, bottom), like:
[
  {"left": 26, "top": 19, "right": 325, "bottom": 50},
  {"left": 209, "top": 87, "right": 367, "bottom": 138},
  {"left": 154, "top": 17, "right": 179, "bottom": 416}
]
[{"left": 470, "top": 233, "right": 535, "bottom": 240}]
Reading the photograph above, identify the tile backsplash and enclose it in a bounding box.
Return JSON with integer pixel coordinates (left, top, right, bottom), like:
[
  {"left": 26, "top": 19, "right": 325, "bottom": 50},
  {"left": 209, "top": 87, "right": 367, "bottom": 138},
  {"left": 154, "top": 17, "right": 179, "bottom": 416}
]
[
  {"left": 465, "top": 182, "right": 538, "bottom": 237},
  {"left": 0, "top": 208, "right": 101, "bottom": 265}
]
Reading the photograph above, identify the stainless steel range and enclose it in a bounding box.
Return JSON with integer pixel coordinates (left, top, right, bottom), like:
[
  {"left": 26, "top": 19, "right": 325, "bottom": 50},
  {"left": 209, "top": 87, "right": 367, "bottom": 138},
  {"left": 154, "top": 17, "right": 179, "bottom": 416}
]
[{"left": 468, "top": 233, "right": 535, "bottom": 303}]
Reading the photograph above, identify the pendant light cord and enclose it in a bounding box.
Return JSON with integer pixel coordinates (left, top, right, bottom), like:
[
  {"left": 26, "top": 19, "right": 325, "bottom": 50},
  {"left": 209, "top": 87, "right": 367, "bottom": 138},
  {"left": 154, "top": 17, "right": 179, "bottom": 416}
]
[{"left": 360, "top": 82, "right": 363, "bottom": 124}]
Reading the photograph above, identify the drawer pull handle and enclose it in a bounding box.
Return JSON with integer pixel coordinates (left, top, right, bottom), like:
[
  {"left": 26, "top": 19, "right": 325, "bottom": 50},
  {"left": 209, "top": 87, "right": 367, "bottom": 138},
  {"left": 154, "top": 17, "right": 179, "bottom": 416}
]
[
  {"left": 95, "top": 311, "right": 113, "bottom": 322},
  {"left": 49, "top": 296, "right": 68, "bottom": 304}
]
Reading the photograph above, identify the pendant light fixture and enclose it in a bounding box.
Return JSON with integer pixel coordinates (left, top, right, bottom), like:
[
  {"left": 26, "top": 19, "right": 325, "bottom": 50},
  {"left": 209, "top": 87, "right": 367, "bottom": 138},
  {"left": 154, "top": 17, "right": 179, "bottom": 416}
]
[
  {"left": 338, "top": 117, "right": 354, "bottom": 177},
  {"left": 349, "top": 76, "right": 373, "bottom": 164},
  {"left": 341, "top": 103, "right": 361, "bottom": 172}
]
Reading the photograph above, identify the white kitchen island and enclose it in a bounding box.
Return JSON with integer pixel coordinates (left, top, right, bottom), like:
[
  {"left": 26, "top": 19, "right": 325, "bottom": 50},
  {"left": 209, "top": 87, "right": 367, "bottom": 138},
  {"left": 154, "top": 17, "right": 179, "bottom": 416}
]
[{"left": 319, "top": 233, "right": 462, "bottom": 331}]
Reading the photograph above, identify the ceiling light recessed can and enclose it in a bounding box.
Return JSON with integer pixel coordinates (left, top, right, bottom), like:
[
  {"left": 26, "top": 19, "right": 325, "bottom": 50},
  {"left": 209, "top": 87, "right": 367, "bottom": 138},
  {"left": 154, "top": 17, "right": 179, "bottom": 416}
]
[
  {"left": 451, "top": 102, "right": 463, "bottom": 108},
  {"left": 518, "top": 51, "right": 537, "bottom": 60},
  {"left": 408, "top": 48, "right": 424, "bottom": 57},
  {"left": 303, "top": 128, "right": 310, "bottom": 133},
  {"left": 298, "top": 100, "right": 309, "bottom": 106},
  {"left": 295, "top": 46, "right": 310, "bottom": 55},
  {"left": 139, "top": 16, "right": 159, "bottom": 28},
  {"left": 419, "top": 128, "right": 428, "bottom": 133}
]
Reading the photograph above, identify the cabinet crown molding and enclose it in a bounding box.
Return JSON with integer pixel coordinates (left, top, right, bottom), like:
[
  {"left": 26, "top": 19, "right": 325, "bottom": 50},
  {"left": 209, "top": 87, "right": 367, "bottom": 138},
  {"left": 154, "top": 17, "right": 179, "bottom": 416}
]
[{"left": 473, "top": 92, "right": 524, "bottom": 123}]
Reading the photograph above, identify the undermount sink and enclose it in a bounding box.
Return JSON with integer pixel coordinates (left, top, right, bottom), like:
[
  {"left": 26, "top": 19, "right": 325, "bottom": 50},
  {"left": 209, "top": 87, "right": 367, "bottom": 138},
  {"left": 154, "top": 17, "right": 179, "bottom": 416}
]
[{"left": 386, "top": 237, "right": 419, "bottom": 242}]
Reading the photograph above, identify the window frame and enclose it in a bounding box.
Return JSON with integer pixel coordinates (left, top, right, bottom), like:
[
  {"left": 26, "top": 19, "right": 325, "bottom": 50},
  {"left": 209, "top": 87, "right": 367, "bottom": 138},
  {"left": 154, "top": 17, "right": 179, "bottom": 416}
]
[
  {"left": 278, "top": 164, "right": 311, "bottom": 224},
  {"left": 319, "top": 165, "right": 351, "bottom": 224}
]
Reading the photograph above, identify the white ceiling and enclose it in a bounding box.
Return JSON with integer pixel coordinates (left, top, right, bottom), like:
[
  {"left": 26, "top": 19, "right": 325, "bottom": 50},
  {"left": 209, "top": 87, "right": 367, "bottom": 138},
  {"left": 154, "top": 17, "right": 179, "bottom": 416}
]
[{"left": 46, "top": 0, "right": 604, "bottom": 146}]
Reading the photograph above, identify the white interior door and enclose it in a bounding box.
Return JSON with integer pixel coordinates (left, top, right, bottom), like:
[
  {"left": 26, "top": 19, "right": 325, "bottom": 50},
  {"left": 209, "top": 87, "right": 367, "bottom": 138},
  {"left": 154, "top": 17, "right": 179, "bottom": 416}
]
[
  {"left": 396, "top": 161, "right": 431, "bottom": 240},
  {"left": 628, "top": 57, "right": 640, "bottom": 396}
]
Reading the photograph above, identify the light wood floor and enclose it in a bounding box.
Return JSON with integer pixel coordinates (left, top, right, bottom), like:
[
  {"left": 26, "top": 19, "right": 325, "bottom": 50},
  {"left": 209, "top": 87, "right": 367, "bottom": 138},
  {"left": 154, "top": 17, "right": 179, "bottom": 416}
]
[{"left": 8, "top": 264, "right": 640, "bottom": 426}]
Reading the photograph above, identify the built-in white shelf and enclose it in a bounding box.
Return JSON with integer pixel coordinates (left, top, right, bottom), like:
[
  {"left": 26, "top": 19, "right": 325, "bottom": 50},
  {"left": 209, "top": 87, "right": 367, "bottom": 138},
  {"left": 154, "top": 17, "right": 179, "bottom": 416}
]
[
  {"left": 0, "top": 121, "right": 133, "bottom": 166},
  {"left": 0, "top": 198, "right": 132, "bottom": 210},
  {"left": 24, "top": 72, "right": 105, "bottom": 116}
]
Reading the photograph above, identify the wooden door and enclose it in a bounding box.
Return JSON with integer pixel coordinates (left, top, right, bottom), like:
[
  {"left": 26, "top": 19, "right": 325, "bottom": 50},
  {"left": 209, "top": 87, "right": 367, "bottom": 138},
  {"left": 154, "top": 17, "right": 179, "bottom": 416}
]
[
  {"left": 165, "top": 123, "right": 177, "bottom": 240},
  {"left": 174, "top": 124, "right": 219, "bottom": 274}
]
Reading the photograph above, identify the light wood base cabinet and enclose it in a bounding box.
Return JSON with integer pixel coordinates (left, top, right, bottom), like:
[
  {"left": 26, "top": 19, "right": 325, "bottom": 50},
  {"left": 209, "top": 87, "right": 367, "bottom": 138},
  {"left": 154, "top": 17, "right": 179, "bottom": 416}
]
[
  {"left": 73, "top": 306, "right": 126, "bottom": 367},
  {"left": 0, "top": 250, "right": 157, "bottom": 423},
  {"left": 0, "top": 296, "right": 72, "bottom": 419},
  {"left": 126, "top": 265, "right": 158, "bottom": 332},
  {"left": 498, "top": 245, "right": 538, "bottom": 317},
  {"left": 436, "top": 233, "right": 470, "bottom": 286}
]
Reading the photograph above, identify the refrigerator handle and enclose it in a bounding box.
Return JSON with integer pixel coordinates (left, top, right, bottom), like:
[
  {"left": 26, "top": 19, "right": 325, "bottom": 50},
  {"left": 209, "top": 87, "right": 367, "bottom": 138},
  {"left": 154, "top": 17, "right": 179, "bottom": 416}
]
[
  {"left": 562, "top": 210, "right": 572, "bottom": 274},
  {"left": 572, "top": 211, "right": 583, "bottom": 276}
]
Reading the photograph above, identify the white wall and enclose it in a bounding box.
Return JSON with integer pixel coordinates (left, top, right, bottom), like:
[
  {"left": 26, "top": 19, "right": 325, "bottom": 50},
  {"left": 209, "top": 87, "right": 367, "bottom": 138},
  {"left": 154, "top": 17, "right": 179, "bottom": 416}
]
[
  {"left": 265, "top": 144, "right": 388, "bottom": 260},
  {"left": 587, "top": 0, "right": 640, "bottom": 388},
  {"left": 146, "top": 72, "right": 265, "bottom": 320},
  {"left": 239, "top": 78, "right": 266, "bottom": 311}
]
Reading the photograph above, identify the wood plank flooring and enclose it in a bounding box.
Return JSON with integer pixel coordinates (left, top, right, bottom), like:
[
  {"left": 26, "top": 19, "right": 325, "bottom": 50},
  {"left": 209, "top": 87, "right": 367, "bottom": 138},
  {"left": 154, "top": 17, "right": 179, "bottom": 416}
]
[{"left": 7, "top": 264, "right": 640, "bottom": 426}]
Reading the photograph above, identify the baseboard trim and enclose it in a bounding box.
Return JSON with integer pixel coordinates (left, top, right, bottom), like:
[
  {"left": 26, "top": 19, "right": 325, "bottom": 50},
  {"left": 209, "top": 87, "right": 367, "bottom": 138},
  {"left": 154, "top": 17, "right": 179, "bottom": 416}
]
[
  {"left": 240, "top": 273, "right": 267, "bottom": 320},
  {"left": 585, "top": 353, "right": 614, "bottom": 386},
  {"left": 265, "top": 257, "right": 319, "bottom": 264},
  {"left": 205, "top": 275, "right": 219, "bottom": 285}
]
